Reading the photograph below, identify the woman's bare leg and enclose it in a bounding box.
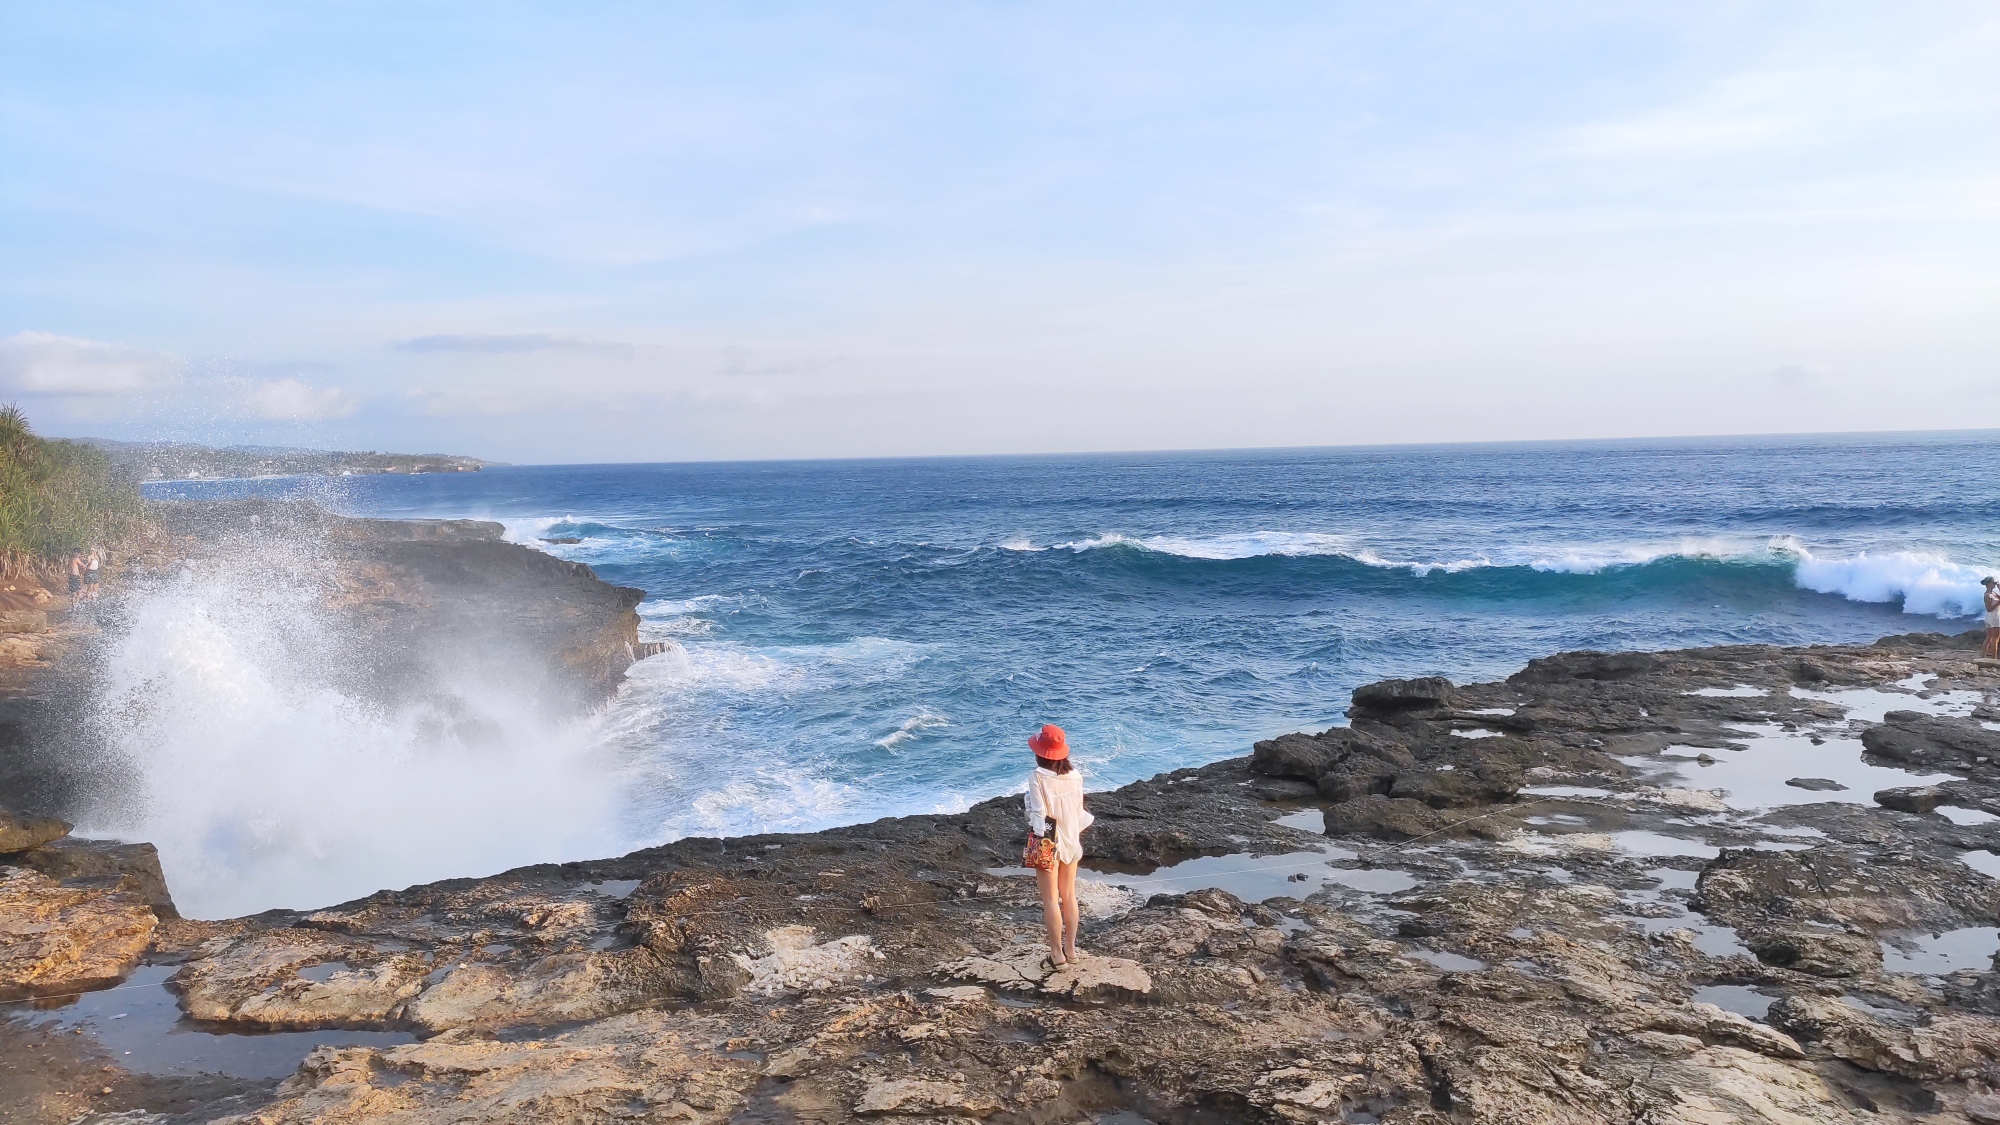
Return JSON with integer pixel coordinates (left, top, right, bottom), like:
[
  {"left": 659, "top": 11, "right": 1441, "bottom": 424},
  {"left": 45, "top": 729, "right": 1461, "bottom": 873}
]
[
  {"left": 1986, "top": 628, "right": 1998, "bottom": 658},
  {"left": 1058, "top": 860, "right": 1081, "bottom": 961},
  {"left": 1036, "top": 866, "right": 1066, "bottom": 965}
]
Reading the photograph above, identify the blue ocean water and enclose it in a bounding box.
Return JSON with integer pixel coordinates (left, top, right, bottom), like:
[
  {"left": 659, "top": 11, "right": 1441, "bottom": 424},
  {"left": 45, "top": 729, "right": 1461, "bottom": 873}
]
[{"left": 151, "top": 433, "right": 2000, "bottom": 851}]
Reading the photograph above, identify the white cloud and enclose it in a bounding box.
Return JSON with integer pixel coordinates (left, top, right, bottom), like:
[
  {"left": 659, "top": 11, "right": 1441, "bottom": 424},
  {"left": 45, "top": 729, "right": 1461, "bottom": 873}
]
[
  {"left": 0, "top": 331, "right": 181, "bottom": 396},
  {"left": 246, "top": 377, "right": 360, "bottom": 420}
]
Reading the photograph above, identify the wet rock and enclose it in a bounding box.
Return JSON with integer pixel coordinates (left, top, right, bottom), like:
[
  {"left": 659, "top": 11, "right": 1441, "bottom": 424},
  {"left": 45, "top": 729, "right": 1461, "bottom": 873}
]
[
  {"left": 0, "top": 805, "right": 70, "bottom": 853},
  {"left": 1324, "top": 794, "right": 1453, "bottom": 839},
  {"left": 1874, "top": 786, "right": 1946, "bottom": 814},
  {"left": 1388, "top": 764, "right": 1523, "bottom": 809},
  {"left": 1349, "top": 675, "right": 1456, "bottom": 716},
  {"left": 0, "top": 866, "right": 156, "bottom": 1000},
  {"left": 0, "top": 609, "right": 48, "bottom": 634},
  {"left": 12, "top": 837, "right": 176, "bottom": 916},
  {"left": 1862, "top": 712, "right": 2000, "bottom": 770},
  {"left": 1786, "top": 777, "right": 1847, "bottom": 792},
  {"left": 206, "top": 1011, "right": 763, "bottom": 1125},
  {"left": 1768, "top": 994, "right": 2000, "bottom": 1081},
  {"left": 1696, "top": 848, "right": 2000, "bottom": 942},
  {"left": 1743, "top": 929, "right": 1883, "bottom": 977},
  {"left": 174, "top": 929, "right": 427, "bottom": 1029}
]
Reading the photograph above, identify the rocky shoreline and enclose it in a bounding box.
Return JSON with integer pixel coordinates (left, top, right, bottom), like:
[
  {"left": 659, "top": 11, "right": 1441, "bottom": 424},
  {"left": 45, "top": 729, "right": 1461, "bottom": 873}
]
[{"left": 5, "top": 537, "right": 2000, "bottom": 1121}]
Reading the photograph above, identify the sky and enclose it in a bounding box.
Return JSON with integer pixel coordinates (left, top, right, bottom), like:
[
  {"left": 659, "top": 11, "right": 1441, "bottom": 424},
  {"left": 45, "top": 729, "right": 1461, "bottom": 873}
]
[{"left": 1, "top": 2, "right": 1995, "bottom": 463}]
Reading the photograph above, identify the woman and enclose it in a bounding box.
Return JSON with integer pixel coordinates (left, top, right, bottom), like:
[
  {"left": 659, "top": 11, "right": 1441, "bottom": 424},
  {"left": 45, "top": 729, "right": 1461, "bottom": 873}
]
[
  {"left": 1983, "top": 577, "right": 2000, "bottom": 658},
  {"left": 1023, "top": 723, "right": 1093, "bottom": 967}
]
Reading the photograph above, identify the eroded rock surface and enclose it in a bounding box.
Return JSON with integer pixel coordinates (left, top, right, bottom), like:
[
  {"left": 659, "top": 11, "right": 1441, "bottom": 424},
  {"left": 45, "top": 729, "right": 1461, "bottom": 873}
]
[
  {"left": 0, "top": 866, "right": 155, "bottom": 1000},
  {"left": 16, "top": 631, "right": 2000, "bottom": 1123}
]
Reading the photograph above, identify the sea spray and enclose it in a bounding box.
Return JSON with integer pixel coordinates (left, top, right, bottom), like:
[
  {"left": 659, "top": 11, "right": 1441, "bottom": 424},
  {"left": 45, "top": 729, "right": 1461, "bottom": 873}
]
[{"left": 79, "top": 547, "right": 624, "bottom": 919}]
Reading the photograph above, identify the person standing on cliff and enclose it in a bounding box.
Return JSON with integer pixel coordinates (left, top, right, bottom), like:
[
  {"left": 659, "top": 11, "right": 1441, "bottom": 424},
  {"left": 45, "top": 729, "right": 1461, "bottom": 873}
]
[
  {"left": 1023, "top": 723, "right": 1093, "bottom": 967},
  {"left": 1982, "top": 577, "right": 2000, "bottom": 659}
]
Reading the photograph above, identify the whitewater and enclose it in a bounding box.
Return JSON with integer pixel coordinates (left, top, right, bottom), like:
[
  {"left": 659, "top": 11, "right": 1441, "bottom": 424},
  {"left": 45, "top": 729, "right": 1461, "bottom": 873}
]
[{"left": 131, "top": 432, "right": 2000, "bottom": 915}]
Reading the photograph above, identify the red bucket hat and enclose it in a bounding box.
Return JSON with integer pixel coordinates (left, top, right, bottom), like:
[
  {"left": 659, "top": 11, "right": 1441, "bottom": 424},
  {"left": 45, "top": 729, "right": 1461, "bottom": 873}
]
[{"left": 1028, "top": 724, "right": 1068, "bottom": 759}]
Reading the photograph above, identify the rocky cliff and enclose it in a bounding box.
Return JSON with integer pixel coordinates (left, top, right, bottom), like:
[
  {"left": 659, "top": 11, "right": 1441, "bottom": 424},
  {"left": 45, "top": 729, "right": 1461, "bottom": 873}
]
[{"left": 6, "top": 584, "right": 2000, "bottom": 1121}]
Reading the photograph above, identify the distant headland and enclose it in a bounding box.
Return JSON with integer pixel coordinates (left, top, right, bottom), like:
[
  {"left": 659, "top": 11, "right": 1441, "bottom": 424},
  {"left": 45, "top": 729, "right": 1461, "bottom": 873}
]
[{"left": 80, "top": 439, "right": 492, "bottom": 481}]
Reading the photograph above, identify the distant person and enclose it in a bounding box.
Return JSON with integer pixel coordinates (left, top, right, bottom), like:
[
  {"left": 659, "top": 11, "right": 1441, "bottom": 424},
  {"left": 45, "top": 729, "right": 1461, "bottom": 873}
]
[
  {"left": 1984, "top": 577, "right": 2000, "bottom": 658},
  {"left": 1022, "top": 723, "right": 1093, "bottom": 967},
  {"left": 67, "top": 553, "right": 83, "bottom": 600},
  {"left": 84, "top": 549, "right": 103, "bottom": 601}
]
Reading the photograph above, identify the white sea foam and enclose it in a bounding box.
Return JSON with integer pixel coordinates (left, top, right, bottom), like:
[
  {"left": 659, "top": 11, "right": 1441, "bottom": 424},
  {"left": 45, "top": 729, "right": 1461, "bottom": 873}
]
[
  {"left": 876, "top": 709, "right": 951, "bottom": 749},
  {"left": 80, "top": 559, "right": 625, "bottom": 920},
  {"left": 1793, "top": 548, "right": 1989, "bottom": 618}
]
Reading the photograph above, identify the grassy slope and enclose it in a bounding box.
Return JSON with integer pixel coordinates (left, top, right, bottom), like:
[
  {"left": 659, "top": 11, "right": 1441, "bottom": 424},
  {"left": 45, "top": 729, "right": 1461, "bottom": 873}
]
[{"left": 0, "top": 406, "right": 143, "bottom": 582}]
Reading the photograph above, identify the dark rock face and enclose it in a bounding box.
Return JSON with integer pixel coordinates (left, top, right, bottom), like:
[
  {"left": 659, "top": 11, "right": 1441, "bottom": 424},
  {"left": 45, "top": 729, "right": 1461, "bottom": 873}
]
[
  {"left": 1862, "top": 712, "right": 2000, "bottom": 769},
  {"left": 1874, "top": 785, "right": 1946, "bottom": 814},
  {"left": 1349, "top": 675, "right": 1456, "bottom": 716},
  {"left": 1786, "top": 777, "right": 1847, "bottom": 791},
  {"left": 1510, "top": 649, "right": 1664, "bottom": 683},
  {"left": 11, "top": 837, "right": 176, "bottom": 918}
]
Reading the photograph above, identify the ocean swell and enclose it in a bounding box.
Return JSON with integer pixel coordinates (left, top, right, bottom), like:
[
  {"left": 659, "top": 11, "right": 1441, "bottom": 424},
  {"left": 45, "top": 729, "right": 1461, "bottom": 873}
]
[{"left": 1025, "top": 531, "right": 1993, "bottom": 618}]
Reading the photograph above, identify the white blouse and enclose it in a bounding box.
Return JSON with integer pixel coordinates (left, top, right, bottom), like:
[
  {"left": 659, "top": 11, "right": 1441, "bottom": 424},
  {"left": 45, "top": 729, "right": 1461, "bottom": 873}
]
[{"left": 1024, "top": 766, "right": 1094, "bottom": 864}]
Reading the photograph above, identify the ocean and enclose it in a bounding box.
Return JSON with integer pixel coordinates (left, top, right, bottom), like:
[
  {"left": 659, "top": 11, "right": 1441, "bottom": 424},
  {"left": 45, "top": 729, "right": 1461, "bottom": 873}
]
[{"left": 136, "top": 432, "right": 2000, "bottom": 915}]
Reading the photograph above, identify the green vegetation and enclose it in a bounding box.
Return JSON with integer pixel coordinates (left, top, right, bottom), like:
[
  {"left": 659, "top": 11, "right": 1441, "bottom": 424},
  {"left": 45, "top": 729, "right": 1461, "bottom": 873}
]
[{"left": 0, "top": 405, "right": 144, "bottom": 580}]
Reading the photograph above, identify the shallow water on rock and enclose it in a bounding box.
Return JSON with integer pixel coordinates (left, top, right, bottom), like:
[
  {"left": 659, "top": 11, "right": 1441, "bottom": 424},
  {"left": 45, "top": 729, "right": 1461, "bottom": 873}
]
[
  {"left": 1623, "top": 725, "right": 1951, "bottom": 812},
  {"left": 1274, "top": 807, "right": 1326, "bottom": 833},
  {"left": 1879, "top": 927, "right": 2000, "bottom": 975},
  {"left": 1962, "top": 850, "right": 2000, "bottom": 879},
  {"left": 1685, "top": 686, "right": 1768, "bottom": 698},
  {"left": 1789, "top": 680, "right": 1982, "bottom": 725},
  {"left": 1409, "top": 949, "right": 1485, "bottom": 972},
  {"left": 1090, "top": 846, "right": 1421, "bottom": 904},
  {"left": 11, "top": 965, "right": 415, "bottom": 1080},
  {"left": 1937, "top": 807, "right": 2000, "bottom": 826},
  {"left": 1691, "top": 983, "right": 1776, "bottom": 1019}
]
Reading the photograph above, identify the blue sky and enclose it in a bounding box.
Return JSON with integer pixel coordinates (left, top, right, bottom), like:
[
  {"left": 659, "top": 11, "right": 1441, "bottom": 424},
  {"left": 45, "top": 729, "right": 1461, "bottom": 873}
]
[{"left": 1, "top": 3, "right": 1994, "bottom": 462}]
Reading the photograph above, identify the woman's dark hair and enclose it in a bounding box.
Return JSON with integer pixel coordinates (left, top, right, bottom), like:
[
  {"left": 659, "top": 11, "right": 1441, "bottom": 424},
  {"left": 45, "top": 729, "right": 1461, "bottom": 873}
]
[{"left": 1034, "top": 753, "right": 1073, "bottom": 775}]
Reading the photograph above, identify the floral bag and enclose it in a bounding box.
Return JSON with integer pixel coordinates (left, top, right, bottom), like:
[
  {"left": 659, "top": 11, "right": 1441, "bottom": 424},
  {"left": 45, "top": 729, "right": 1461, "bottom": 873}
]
[{"left": 1022, "top": 833, "right": 1057, "bottom": 872}]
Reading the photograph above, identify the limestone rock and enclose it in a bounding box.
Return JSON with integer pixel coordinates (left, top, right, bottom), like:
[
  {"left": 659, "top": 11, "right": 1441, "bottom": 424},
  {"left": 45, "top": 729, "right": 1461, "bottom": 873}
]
[
  {"left": 0, "top": 866, "right": 155, "bottom": 1000},
  {"left": 1966, "top": 1092, "right": 2000, "bottom": 1125},
  {"left": 206, "top": 1011, "right": 762, "bottom": 1125},
  {"left": 1862, "top": 712, "right": 2000, "bottom": 769},
  {"left": 939, "top": 944, "right": 1151, "bottom": 1002},
  {"left": 404, "top": 948, "right": 670, "bottom": 1032},
  {"left": 0, "top": 806, "right": 70, "bottom": 853},
  {"left": 174, "top": 929, "right": 426, "bottom": 1029},
  {"left": 1767, "top": 993, "right": 2000, "bottom": 1081},
  {"left": 12, "top": 837, "right": 176, "bottom": 916}
]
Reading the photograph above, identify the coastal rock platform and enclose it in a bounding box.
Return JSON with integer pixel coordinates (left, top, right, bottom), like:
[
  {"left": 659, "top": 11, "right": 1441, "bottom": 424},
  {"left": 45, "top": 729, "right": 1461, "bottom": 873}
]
[{"left": 7, "top": 628, "right": 2000, "bottom": 1122}]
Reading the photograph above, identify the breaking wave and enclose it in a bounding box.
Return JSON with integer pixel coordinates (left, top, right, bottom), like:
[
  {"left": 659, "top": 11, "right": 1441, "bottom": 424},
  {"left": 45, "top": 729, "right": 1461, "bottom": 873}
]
[{"left": 1026, "top": 531, "right": 1994, "bottom": 618}]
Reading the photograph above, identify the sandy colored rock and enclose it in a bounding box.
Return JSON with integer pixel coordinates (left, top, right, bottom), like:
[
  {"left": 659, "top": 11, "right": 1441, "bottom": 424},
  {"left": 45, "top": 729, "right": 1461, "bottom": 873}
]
[
  {"left": 403, "top": 948, "right": 669, "bottom": 1032},
  {"left": 207, "top": 1012, "right": 762, "bottom": 1125},
  {"left": 940, "top": 943, "right": 1151, "bottom": 1001},
  {"left": 0, "top": 806, "right": 70, "bottom": 853},
  {"left": 0, "top": 866, "right": 154, "bottom": 1000}
]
